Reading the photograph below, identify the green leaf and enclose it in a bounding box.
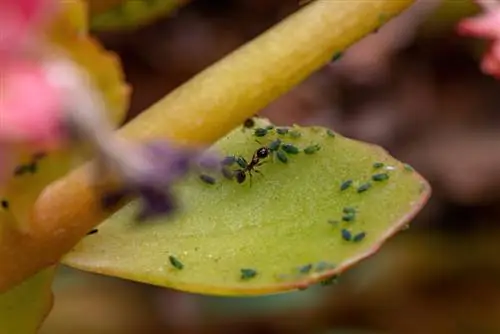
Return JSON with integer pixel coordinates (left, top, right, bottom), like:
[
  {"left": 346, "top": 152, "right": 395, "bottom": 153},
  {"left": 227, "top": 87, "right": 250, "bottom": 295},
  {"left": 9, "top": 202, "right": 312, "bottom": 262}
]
[
  {"left": 0, "top": 267, "right": 55, "bottom": 334},
  {"left": 62, "top": 119, "right": 430, "bottom": 296}
]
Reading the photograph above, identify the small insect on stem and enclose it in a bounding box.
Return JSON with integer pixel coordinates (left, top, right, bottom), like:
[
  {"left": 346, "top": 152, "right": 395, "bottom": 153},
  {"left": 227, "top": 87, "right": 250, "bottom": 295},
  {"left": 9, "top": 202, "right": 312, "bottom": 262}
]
[
  {"left": 240, "top": 268, "right": 258, "bottom": 280},
  {"left": 315, "top": 261, "right": 336, "bottom": 273},
  {"left": 234, "top": 147, "right": 271, "bottom": 184},
  {"left": 340, "top": 180, "right": 353, "bottom": 191},
  {"left": 373, "top": 162, "right": 384, "bottom": 169},
  {"left": 372, "top": 173, "right": 389, "bottom": 182},
  {"left": 341, "top": 229, "right": 352, "bottom": 241},
  {"left": 268, "top": 139, "right": 281, "bottom": 152},
  {"left": 298, "top": 264, "right": 313, "bottom": 274},
  {"left": 199, "top": 174, "right": 216, "bottom": 185},
  {"left": 353, "top": 232, "right": 366, "bottom": 242},
  {"left": 169, "top": 255, "right": 184, "bottom": 270},
  {"left": 276, "top": 150, "right": 288, "bottom": 164},
  {"left": 326, "top": 129, "right": 336, "bottom": 137},
  {"left": 221, "top": 167, "right": 234, "bottom": 180},
  {"left": 304, "top": 144, "right": 321, "bottom": 155},
  {"left": 289, "top": 130, "right": 302, "bottom": 139},
  {"left": 357, "top": 183, "right": 372, "bottom": 193},
  {"left": 342, "top": 212, "right": 356, "bottom": 222},
  {"left": 221, "top": 156, "right": 236, "bottom": 166},
  {"left": 254, "top": 128, "right": 268, "bottom": 137},
  {"left": 281, "top": 144, "right": 300, "bottom": 155},
  {"left": 276, "top": 127, "right": 289, "bottom": 135}
]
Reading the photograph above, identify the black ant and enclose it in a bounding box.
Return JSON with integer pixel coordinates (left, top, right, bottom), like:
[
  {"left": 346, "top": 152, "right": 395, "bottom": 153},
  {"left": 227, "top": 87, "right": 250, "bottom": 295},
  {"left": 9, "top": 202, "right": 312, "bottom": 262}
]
[{"left": 234, "top": 146, "right": 271, "bottom": 184}]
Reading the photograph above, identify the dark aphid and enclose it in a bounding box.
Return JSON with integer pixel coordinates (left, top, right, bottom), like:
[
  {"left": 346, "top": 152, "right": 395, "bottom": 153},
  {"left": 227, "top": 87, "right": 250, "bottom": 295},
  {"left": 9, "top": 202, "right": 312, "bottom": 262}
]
[
  {"left": 86, "top": 229, "right": 99, "bottom": 236},
  {"left": 372, "top": 173, "right": 389, "bottom": 181},
  {"left": 343, "top": 207, "right": 356, "bottom": 214},
  {"left": 13, "top": 165, "right": 29, "bottom": 176},
  {"left": 342, "top": 212, "right": 356, "bottom": 222},
  {"left": 315, "top": 261, "right": 336, "bottom": 272},
  {"left": 353, "top": 232, "right": 366, "bottom": 242},
  {"left": 1, "top": 199, "right": 9, "bottom": 209},
  {"left": 341, "top": 229, "right": 352, "bottom": 241},
  {"left": 276, "top": 127, "right": 289, "bottom": 135},
  {"left": 331, "top": 51, "right": 343, "bottom": 62},
  {"left": 340, "top": 180, "right": 353, "bottom": 191},
  {"left": 304, "top": 144, "right": 321, "bottom": 155},
  {"left": 33, "top": 152, "right": 47, "bottom": 160},
  {"left": 276, "top": 150, "right": 288, "bottom": 164},
  {"left": 289, "top": 130, "right": 302, "bottom": 139},
  {"left": 357, "top": 182, "right": 372, "bottom": 193},
  {"left": 268, "top": 139, "right": 281, "bottom": 152},
  {"left": 320, "top": 274, "right": 339, "bottom": 286},
  {"left": 298, "top": 264, "right": 313, "bottom": 274},
  {"left": 243, "top": 118, "right": 255, "bottom": 128},
  {"left": 199, "top": 174, "right": 216, "bottom": 185},
  {"left": 373, "top": 162, "right": 384, "bottom": 169},
  {"left": 236, "top": 156, "right": 248, "bottom": 169},
  {"left": 326, "top": 129, "right": 336, "bottom": 137},
  {"left": 265, "top": 125, "right": 275, "bottom": 130},
  {"left": 404, "top": 164, "right": 414, "bottom": 172},
  {"left": 254, "top": 128, "right": 268, "bottom": 137},
  {"left": 221, "top": 155, "right": 236, "bottom": 166},
  {"left": 221, "top": 167, "right": 234, "bottom": 180},
  {"left": 169, "top": 255, "right": 184, "bottom": 270},
  {"left": 281, "top": 144, "right": 300, "bottom": 154},
  {"left": 240, "top": 268, "right": 257, "bottom": 280}
]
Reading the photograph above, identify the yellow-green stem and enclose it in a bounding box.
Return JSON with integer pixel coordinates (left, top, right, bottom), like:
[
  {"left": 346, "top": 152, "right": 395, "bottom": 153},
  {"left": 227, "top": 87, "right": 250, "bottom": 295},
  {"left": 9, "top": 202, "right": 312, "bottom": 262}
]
[{"left": 0, "top": 0, "right": 415, "bottom": 292}]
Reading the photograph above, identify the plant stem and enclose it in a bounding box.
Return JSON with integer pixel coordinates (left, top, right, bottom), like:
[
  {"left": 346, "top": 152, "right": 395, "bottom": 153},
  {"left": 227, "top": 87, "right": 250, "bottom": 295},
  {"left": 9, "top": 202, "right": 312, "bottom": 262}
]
[{"left": 0, "top": 0, "right": 415, "bottom": 292}]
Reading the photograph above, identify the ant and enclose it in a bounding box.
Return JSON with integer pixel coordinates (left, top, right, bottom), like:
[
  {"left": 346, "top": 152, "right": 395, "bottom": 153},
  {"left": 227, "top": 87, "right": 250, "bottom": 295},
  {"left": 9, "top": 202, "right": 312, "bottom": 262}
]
[{"left": 234, "top": 146, "right": 271, "bottom": 184}]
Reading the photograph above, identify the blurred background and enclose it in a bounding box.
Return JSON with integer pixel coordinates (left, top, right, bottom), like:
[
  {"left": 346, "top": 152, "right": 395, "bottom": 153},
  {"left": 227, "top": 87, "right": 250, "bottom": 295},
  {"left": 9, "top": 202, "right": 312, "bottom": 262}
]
[{"left": 40, "top": 0, "right": 500, "bottom": 333}]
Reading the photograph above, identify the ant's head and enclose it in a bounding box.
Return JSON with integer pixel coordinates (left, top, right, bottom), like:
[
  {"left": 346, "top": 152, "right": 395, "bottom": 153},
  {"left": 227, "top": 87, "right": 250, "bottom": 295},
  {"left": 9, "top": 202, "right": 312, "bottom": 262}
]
[{"left": 256, "top": 147, "right": 270, "bottom": 159}]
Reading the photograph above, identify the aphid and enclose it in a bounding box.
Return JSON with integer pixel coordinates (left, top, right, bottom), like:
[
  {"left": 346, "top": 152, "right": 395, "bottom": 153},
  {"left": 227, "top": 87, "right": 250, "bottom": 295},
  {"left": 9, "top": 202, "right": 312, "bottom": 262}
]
[
  {"left": 343, "top": 207, "right": 356, "bottom": 214},
  {"left": 221, "top": 167, "right": 234, "bottom": 180},
  {"left": 341, "top": 229, "right": 352, "bottom": 241},
  {"left": 320, "top": 275, "right": 339, "bottom": 286},
  {"left": 236, "top": 156, "right": 247, "bottom": 169},
  {"left": 233, "top": 147, "right": 271, "bottom": 184},
  {"left": 199, "top": 174, "right": 216, "bottom": 185},
  {"left": 265, "top": 125, "right": 275, "bottom": 130},
  {"left": 331, "top": 51, "right": 343, "bottom": 62},
  {"left": 13, "top": 165, "right": 29, "bottom": 176},
  {"left": 254, "top": 128, "right": 268, "bottom": 137},
  {"left": 268, "top": 139, "right": 281, "bottom": 152},
  {"left": 276, "top": 150, "right": 288, "bottom": 164},
  {"left": 340, "top": 180, "right": 353, "bottom": 191},
  {"left": 289, "top": 130, "right": 302, "bottom": 139},
  {"left": 404, "top": 164, "right": 414, "bottom": 172},
  {"left": 372, "top": 173, "right": 389, "bottom": 181},
  {"left": 240, "top": 268, "right": 257, "bottom": 280},
  {"left": 357, "top": 182, "right": 372, "bottom": 193},
  {"left": 276, "top": 127, "right": 289, "bottom": 135},
  {"left": 315, "top": 261, "right": 336, "bottom": 272},
  {"left": 373, "top": 162, "right": 384, "bottom": 169},
  {"left": 86, "top": 229, "right": 98, "bottom": 236},
  {"left": 243, "top": 118, "right": 255, "bottom": 128},
  {"left": 281, "top": 144, "right": 299, "bottom": 154},
  {"left": 221, "top": 155, "right": 236, "bottom": 166},
  {"left": 353, "top": 232, "right": 366, "bottom": 242},
  {"left": 298, "top": 264, "right": 313, "bottom": 274},
  {"left": 1, "top": 199, "right": 9, "bottom": 209},
  {"left": 169, "top": 255, "right": 184, "bottom": 270},
  {"left": 326, "top": 129, "right": 336, "bottom": 137},
  {"left": 342, "top": 212, "right": 356, "bottom": 222},
  {"left": 304, "top": 144, "right": 321, "bottom": 155}
]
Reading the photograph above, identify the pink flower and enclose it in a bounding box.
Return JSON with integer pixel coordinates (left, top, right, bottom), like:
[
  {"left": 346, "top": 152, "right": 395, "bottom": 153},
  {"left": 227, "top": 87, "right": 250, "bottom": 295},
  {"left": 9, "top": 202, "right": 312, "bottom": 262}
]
[{"left": 457, "top": 1, "right": 500, "bottom": 79}]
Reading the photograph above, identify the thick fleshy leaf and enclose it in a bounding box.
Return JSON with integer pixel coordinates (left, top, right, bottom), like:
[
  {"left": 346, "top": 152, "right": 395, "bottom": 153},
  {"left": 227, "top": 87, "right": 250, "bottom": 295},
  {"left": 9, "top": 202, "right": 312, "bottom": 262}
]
[
  {"left": 0, "top": 266, "right": 55, "bottom": 334},
  {"left": 63, "top": 118, "right": 430, "bottom": 296}
]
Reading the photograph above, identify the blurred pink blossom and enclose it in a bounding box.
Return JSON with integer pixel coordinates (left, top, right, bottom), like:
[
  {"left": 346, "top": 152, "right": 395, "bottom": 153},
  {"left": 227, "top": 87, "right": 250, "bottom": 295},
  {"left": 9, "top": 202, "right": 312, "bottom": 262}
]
[{"left": 457, "top": 0, "right": 500, "bottom": 79}]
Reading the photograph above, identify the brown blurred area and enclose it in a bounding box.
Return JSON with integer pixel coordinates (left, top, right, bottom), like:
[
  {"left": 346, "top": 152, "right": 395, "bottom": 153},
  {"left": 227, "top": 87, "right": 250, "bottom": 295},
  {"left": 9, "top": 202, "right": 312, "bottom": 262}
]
[{"left": 41, "top": 0, "right": 500, "bottom": 333}]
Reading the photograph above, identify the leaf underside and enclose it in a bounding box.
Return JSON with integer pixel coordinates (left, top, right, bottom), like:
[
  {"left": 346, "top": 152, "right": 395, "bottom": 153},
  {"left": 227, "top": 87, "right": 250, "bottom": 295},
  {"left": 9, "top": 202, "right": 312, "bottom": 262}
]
[{"left": 63, "top": 119, "right": 430, "bottom": 296}]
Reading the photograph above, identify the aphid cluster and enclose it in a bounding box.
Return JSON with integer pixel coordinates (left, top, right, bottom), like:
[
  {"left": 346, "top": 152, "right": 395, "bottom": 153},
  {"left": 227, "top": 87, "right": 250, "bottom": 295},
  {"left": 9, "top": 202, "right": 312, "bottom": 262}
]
[{"left": 13, "top": 152, "right": 46, "bottom": 176}]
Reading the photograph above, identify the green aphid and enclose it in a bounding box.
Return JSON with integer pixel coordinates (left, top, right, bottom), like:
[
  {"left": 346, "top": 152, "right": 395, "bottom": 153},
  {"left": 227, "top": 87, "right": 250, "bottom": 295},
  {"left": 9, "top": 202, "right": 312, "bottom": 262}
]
[
  {"left": 304, "top": 144, "right": 321, "bottom": 155},
  {"left": 373, "top": 162, "right": 384, "bottom": 169},
  {"left": 276, "top": 127, "right": 289, "bottom": 135},
  {"left": 315, "top": 261, "right": 336, "bottom": 273},
  {"left": 236, "top": 156, "right": 248, "bottom": 169},
  {"left": 342, "top": 212, "right": 356, "bottom": 222},
  {"left": 404, "top": 164, "right": 414, "bottom": 172},
  {"left": 340, "top": 180, "right": 353, "bottom": 191},
  {"left": 320, "top": 275, "right": 339, "bottom": 286},
  {"left": 331, "top": 51, "right": 343, "bottom": 62},
  {"left": 341, "top": 229, "right": 352, "bottom": 241},
  {"left": 276, "top": 150, "right": 288, "bottom": 163},
  {"left": 353, "top": 232, "right": 366, "bottom": 242},
  {"left": 289, "top": 130, "right": 302, "bottom": 139},
  {"left": 343, "top": 207, "right": 356, "bottom": 214},
  {"left": 254, "top": 128, "right": 268, "bottom": 137},
  {"left": 265, "top": 125, "right": 275, "bottom": 130},
  {"left": 169, "top": 255, "right": 184, "bottom": 270},
  {"left": 372, "top": 173, "right": 389, "bottom": 182},
  {"left": 240, "top": 268, "right": 258, "bottom": 280},
  {"left": 357, "top": 182, "right": 372, "bottom": 193},
  {"left": 281, "top": 144, "right": 300, "bottom": 154},
  {"left": 269, "top": 139, "right": 282, "bottom": 151},
  {"left": 298, "top": 264, "right": 313, "bottom": 274},
  {"left": 326, "top": 129, "right": 336, "bottom": 137}
]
